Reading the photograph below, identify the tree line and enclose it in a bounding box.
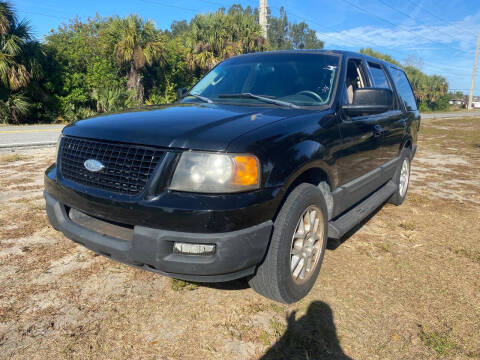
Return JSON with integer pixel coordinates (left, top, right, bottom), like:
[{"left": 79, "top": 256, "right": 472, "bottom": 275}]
[
  {"left": 0, "top": 1, "right": 450, "bottom": 124},
  {"left": 360, "top": 48, "right": 450, "bottom": 112}
]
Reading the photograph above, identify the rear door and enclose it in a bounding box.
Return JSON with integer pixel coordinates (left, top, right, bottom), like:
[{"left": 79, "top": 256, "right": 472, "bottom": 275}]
[{"left": 366, "top": 61, "right": 407, "bottom": 161}]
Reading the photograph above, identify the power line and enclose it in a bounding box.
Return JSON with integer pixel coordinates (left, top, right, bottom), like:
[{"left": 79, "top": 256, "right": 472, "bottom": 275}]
[
  {"left": 339, "top": 0, "right": 468, "bottom": 55},
  {"left": 375, "top": 0, "right": 467, "bottom": 44},
  {"left": 17, "top": 10, "right": 68, "bottom": 20},
  {"left": 404, "top": 0, "right": 473, "bottom": 39},
  {"left": 261, "top": 1, "right": 476, "bottom": 74},
  {"left": 138, "top": 0, "right": 200, "bottom": 13}
]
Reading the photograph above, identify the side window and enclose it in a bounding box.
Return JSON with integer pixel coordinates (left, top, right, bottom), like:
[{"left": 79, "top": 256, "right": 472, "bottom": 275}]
[
  {"left": 344, "top": 59, "right": 368, "bottom": 104},
  {"left": 368, "top": 62, "right": 391, "bottom": 89},
  {"left": 389, "top": 67, "right": 417, "bottom": 111}
]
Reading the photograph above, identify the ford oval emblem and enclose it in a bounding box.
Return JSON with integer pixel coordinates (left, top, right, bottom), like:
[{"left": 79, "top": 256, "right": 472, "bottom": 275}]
[{"left": 84, "top": 159, "right": 105, "bottom": 172}]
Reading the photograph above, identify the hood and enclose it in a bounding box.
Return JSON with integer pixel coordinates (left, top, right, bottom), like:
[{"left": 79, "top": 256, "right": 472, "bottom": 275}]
[{"left": 63, "top": 103, "right": 309, "bottom": 151}]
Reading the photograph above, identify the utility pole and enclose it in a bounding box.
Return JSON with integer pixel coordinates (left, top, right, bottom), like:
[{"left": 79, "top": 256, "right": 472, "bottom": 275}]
[
  {"left": 468, "top": 32, "right": 480, "bottom": 109},
  {"left": 259, "top": 0, "right": 268, "bottom": 39}
]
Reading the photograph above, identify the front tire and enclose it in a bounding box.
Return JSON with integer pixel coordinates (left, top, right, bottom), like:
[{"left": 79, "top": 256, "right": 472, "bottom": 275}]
[
  {"left": 249, "top": 183, "right": 328, "bottom": 303},
  {"left": 389, "top": 149, "right": 411, "bottom": 206}
]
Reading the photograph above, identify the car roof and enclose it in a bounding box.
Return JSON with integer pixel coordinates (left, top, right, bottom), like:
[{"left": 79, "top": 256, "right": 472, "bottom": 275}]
[{"left": 233, "top": 49, "right": 402, "bottom": 70}]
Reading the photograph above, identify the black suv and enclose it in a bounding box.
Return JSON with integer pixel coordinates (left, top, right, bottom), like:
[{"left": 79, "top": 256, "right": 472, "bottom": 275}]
[{"left": 44, "top": 50, "right": 419, "bottom": 303}]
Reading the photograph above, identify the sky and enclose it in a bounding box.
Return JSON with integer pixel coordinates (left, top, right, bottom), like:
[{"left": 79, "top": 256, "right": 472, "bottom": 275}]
[{"left": 13, "top": 0, "right": 480, "bottom": 95}]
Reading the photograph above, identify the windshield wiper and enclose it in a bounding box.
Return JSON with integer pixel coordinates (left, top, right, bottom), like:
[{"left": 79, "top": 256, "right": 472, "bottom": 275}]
[
  {"left": 218, "top": 93, "right": 299, "bottom": 109},
  {"left": 184, "top": 92, "right": 213, "bottom": 104}
]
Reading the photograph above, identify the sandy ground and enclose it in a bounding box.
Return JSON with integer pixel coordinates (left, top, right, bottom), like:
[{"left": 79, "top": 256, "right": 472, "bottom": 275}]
[{"left": 0, "top": 117, "right": 479, "bottom": 360}]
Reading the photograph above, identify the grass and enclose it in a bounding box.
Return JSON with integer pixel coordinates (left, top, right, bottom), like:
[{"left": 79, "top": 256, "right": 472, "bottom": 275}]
[
  {"left": 419, "top": 329, "right": 456, "bottom": 355},
  {"left": 0, "top": 153, "right": 29, "bottom": 163},
  {"left": 169, "top": 278, "right": 199, "bottom": 291},
  {"left": 399, "top": 221, "right": 416, "bottom": 231},
  {"left": 453, "top": 248, "right": 480, "bottom": 263}
]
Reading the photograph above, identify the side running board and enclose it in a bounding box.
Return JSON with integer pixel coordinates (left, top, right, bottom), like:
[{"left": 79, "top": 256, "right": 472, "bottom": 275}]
[{"left": 327, "top": 181, "right": 396, "bottom": 239}]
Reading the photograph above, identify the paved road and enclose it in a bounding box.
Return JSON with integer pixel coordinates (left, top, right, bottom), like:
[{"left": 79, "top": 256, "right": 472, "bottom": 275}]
[
  {"left": 0, "top": 124, "right": 64, "bottom": 149},
  {"left": 420, "top": 111, "right": 480, "bottom": 119},
  {"left": 0, "top": 111, "right": 479, "bottom": 149}
]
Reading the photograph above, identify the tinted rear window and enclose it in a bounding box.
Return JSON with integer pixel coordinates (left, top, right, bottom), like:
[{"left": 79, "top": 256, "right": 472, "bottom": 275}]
[
  {"left": 389, "top": 67, "right": 417, "bottom": 111},
  {"left": 368, "top": 62, "right": 391, "bottom": 89}
]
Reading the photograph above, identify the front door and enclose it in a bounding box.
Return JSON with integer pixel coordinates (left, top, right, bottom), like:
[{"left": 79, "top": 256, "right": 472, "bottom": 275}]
[{"left": 336, "top": 58, "right": 386, "bottom": 186}]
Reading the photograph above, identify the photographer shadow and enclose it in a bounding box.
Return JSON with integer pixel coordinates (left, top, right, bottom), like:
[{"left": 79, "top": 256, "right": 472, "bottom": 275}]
[{"left": 260, "top": 301, "right": 352, "bottom": 360}]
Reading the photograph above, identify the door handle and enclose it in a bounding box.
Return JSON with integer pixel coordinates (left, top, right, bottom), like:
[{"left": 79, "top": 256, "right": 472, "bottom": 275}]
[{"left": 373, "top": 125, "right": 384, "bottom": 137}]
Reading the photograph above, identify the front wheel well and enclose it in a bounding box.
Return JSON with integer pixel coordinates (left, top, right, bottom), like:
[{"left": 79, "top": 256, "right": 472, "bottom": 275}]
[
  {"left": 403, "top": 139, "right": 412, "bottom": 150},
  {"left": 274, "top": 167, "right": 331, "bottom": 221}
]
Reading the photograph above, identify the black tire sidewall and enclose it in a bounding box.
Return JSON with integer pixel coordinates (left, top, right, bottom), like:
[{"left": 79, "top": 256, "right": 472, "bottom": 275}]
[{"left": 273, "top": 184, "right": 328, "bottom": 303}]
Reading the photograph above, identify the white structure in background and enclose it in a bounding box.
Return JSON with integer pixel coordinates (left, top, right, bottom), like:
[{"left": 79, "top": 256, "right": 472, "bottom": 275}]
[
  {"left": 448, "top": 99, "right": 466, "bottom": 107},
  {"left": 471, "top": 101, "right": 480, "bottom": 108},
  {"left": 259, "top": 0, "right": 268, "bottom": 38}
]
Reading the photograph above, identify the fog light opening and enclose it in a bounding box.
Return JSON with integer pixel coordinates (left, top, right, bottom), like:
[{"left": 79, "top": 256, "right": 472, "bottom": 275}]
[{"left": 173, "top": 242, "right": 216, "bottom": 255}]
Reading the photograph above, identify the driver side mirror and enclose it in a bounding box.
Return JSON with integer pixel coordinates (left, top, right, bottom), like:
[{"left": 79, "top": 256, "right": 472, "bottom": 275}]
[
  {"left": 177, "top": 87, "right": 187, "bottom": 99},
  {"left": 342, "top": 88, "right": 393, "bottom": 117}
]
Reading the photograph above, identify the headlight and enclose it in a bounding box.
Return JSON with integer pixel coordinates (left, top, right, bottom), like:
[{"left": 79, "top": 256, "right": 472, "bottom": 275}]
[
  {"left": 55, "top": 134, "right": 63, "bottom": 162},
  {"left": 170, "top": 152, "right": 260, "bottom": 193}
]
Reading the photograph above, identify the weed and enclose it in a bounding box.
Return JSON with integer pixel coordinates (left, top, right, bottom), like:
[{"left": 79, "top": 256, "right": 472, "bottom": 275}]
[
  {"left": 245, "top": 303, "right": 267, "bottom": 314},
  {"left": 375, "top": 242, "right": 393, "bottom": 253},
  {"left": 419, "top": 329, "right": 455, "bottom": 355},
  {"left": 399, "top": 221, "right": 416, "bottom": 231},
  {"left": 453, "top": 248, "right": 480, "bottom": 263},
  {"left": 269, "top": 318, "right": 286, "bottom": 338},
  {"left": 258, "top": 330, "right": 271, "bottom": 346},
  {"left": 269, "top": 303, "right": 285, "bottom": 314},
  {"left": 170, "top": 279, "right": 198, "bottom": 291}
]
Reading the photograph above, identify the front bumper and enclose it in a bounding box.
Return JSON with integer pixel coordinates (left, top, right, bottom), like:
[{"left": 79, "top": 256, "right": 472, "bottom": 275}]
[{"left": 44, "top": 191, "right": 273, "bottom": 282}]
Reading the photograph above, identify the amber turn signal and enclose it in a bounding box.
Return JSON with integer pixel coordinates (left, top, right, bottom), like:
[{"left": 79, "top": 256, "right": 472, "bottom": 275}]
[{"left": 232, "top": 155, "right": 260, "bottom": 187}]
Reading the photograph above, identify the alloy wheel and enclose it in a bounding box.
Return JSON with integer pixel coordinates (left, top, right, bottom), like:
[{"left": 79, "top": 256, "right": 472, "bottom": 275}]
[{"left": 290, "top": 205, "right": 324, "bottom": 284}]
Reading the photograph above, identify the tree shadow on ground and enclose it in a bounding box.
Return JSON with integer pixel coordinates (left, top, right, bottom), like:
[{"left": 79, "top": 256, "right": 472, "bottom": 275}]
[{"left": 260, "top": 301, "right": 352, "bottom": 360}]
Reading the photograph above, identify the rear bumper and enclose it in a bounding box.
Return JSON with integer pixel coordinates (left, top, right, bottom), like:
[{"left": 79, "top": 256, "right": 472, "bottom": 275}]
[{"left": 44, "top": 191, "right": 273, "bottom": 282}]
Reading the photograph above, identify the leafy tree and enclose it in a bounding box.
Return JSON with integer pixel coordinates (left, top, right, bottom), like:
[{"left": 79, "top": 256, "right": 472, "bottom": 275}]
[
  {"left": 267, "top": 7, "right": 323, "bottom": 50},
  {"left": 360, "top": 48, "right": 449, "bottom": 111},
  {"left": 0, "top": 3, "right": 452, "bottom": 123},
  {"left": 288, "top": 22, "right": 323, "bottom": 49},
  {"left": 360, "top": 48, "right": 402, "bottom": 67},
  {"left": 169, "top": 20, "right": 188, "bottom": 37},
  {"left": 268, "top": 7, "right": 290, "bottom": 49}
]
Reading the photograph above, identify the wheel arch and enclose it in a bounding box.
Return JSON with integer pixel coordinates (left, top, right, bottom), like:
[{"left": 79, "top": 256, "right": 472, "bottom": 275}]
[
  {"left": 399, "top": 135, "right": 413, "bottom": 155},
  {"left": 273, "top": 163, "right": 334, "bottom": 221}
]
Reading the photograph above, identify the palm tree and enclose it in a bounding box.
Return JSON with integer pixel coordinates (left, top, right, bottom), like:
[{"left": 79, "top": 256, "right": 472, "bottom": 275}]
[
  {"left": 0, "top": 93, "right": 29, "bottom": 123},
  {"left": 0, "top": 0, "right": 14, "bottom": 35},
  {"left": 185, "top": 7, "right": 265, "bottom": 72},
  {"left": 109, "top": 15, "right": 165, "bottom": 102},
  {"left": 92, "top": 87, "right": 126, "bottom": 113},
  {"left": 0, "top": 1, "right": 31, "bottom": 91}
]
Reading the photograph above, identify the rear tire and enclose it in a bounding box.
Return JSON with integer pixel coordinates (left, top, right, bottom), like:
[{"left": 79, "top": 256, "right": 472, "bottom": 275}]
[
  {"left": 249, "top": 183, "right": 328, "bottom": 303},
  {"left": 389, "top": 149, "right": 411, "bottom": 206}
]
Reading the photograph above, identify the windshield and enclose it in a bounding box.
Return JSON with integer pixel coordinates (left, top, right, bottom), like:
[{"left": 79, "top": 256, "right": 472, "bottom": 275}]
[{"left": 186, "top": 53, "right": 340, "bottom": 107}]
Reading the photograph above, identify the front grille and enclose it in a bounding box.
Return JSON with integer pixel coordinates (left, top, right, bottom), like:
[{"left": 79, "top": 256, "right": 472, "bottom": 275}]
[{"left": 59, "top": 136, "right": 164, "bottom": 195}]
